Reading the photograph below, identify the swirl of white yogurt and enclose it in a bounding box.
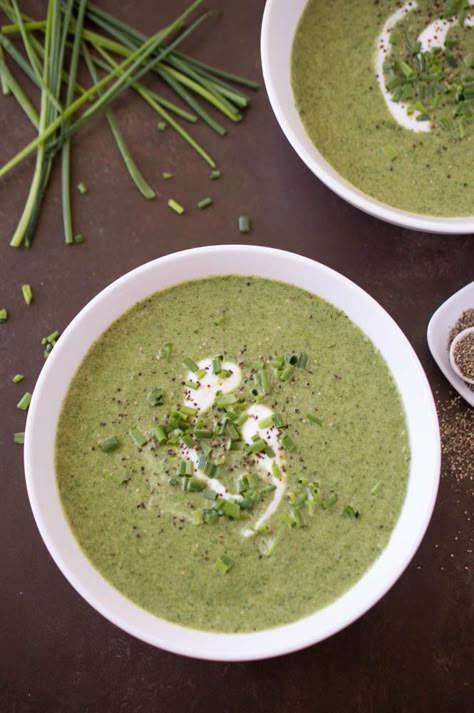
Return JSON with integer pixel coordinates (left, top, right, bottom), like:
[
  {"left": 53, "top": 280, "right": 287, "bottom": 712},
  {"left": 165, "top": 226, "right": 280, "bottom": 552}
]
[
  {"left": 181, "top": 358, "right": 286, "bottom": 537},
  {"left": 376, "top": 0, "right": 474, "bottom": 132}
]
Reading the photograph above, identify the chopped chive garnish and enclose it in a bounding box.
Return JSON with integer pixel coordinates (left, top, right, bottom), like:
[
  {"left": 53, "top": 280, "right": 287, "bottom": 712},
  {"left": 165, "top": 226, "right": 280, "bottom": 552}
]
[
  {"left": 98, "top": 436, "right": 120, "bottom": 453},
  {"left": 46, "top": 330, "right": 60, "bottom": 344},
  {"left": 185, "top": 380, "right": 200, "bottom": 391},
  {"left": 226, "top": 421, "right": 240, "bottom": 441},
  {"left": 342, "top": 505, "right": 360, "bottom": 519},
  {"left": 223, "top": 500, "right": 240, "bottom": 519},
  {"left": 259, "top": 523, "right": 287, "bottom": 557},
  {"left": 307, "top": 414, "right": 323, "bottom": 426},
  {"left": 16, "top": 391, "right": 32, "bottom": 410},
  {"left": 215, "top": 393, "right": 238, "bottom": 407},
  {"left": 193, "top": 509, "right": 204, "bottom": 525},
  {"left": 183, "top": 356, "right": 200, "bottom": 373},
  {"left": 162, "top": 172, "right": 173, "bottom": 180},
  {"left": 185, "top": 460, "right": 194, "bottom": 476},
  {"left": 21, "top": 284, "right": 33, "bottom": 305},
  {"left": 202, "top": 487, "right": 217, "bottom": 501},
  {"left": 214, "top": 555, "right": 234, "bottom": 574},
  {"left": 280, "top": 434, "right": 296, "bottom": 451},
  {"left": 129, "top": 428, "right": 148, "bottom": 448},
  {"left": 212, "top": 356, "right": 222, "bottom": 374},
  {"left": 157, "top": 120, "right": 167, "bottom": 131},
  {"left": 0, "top": 308, "right": 8, "bottom": 322},
  {"left": 382, "top": 143, "right": 398, "bottom": 161},
  {"left": 210, "top": 169, "right": 221, "bottom": 180},
  {"left": 74, "top": 234, "right": 85, "bottom": 244},
  {"left": 235, "top": 411, "right": 249, "bottom": 427},
  {"left": 168, "top": 198, "right": 184, "bottom": 215},
  {"left": 14, "top": 432, "right": 25, "bottom": 445},
  {"left": 195, "top": 429, "right": 213, "bottom": 439},
  {"left": 197, "top": 196, "right": 213, "bottom": 209},
  {"left": 273, "top": 413, "right": 285, "bottom": 428},
  {"left": 159, "top": 342, "right": 173, "bottom": 361},
  {"left": 214, "top": 314, "right": 225, "bottom": 326},
  {"left": 77, "top": 182, "right": 88, "bottom": 194},
  {"left": 146, "top": 388, "right": 164, "bottom": 406},
  {"left": 12, "top": 374, "right": 24, "bottom": 383},
  {"left": 238, "top": 214, "right": 250, "bottom": 233},
  {"left": 180, "top": 404, "right": 198, "bottom": 417},
  {"left": 245, "top": 438, "right": 267, "bottom": 455},
  {"left": 370, "top": 481, "right": 383, "bottom": 495},
  {"left": 258, "top": 415, "right": 274, "bottom": 429},
  {"left": 151, "top": 426, "right": 167, "bottom": 445},
  {"left": 188, "top": 477, "right": 206, "bottom": 492},
  {"left": 279, "top": 365, "right": 295, "bottom": 382},
  {"left": 271, "top": 463, "right": 283, "bottom": 480},
  {"left": 180, "top": 433, "right": 194, "bottom": 449}
]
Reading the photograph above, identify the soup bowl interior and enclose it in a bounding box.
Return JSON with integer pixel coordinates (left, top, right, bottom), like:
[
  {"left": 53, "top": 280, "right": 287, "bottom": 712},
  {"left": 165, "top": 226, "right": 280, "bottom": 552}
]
[
  {"left": 260, "top": 0, "right": 474, "bottom": 235},
  {"left": 25, "top": 245, "right": 440, "bottom": 661}
]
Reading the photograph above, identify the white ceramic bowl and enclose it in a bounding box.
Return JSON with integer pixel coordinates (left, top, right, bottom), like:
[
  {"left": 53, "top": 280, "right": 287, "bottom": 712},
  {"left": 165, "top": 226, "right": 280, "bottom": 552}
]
[
  {"left": 25, "top": 245, "right": 440, "bottom": 661},
  {"left": 261, "top": 0, "right": 474, "bottom": 234}
]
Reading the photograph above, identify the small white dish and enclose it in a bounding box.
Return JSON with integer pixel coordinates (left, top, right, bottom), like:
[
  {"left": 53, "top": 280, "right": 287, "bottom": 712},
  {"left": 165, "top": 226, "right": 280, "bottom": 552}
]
[
  {"left": 427, "top": 282, "right": 474, "bottom": 407},
  {"left": 260, "top": 0, "right": 474, "bottom": 234},
  {"left": 25, "top": 245, "right": 440, "bottom": 661},
  {"left": 449, "top": 328, "right": 474, "bottom": 386}
]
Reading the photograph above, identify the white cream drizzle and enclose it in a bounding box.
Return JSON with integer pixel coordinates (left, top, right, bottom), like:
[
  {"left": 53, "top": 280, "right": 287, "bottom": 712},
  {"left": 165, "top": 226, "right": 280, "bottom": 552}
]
[
  {"left": 180, "top": 359, "right": 287, "bottom": 537},
  {"left": 375, "top": 0, "right": 474, "bottom": 133}
]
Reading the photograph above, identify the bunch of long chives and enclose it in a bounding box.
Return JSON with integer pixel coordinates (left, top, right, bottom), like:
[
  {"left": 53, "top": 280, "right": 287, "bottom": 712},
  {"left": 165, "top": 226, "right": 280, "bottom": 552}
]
[{"left": 0, "top": 0, "right": 258, "bottom": 248}]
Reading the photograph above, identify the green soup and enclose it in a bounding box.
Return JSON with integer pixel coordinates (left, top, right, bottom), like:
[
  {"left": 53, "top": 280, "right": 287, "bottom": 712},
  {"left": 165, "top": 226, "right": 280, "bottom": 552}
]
[
  {"left": 56, "top": 277, "right": 409, "bottom": 632},
  {"left": 291, "top": 0, "right": 474, "bottom": 217}
]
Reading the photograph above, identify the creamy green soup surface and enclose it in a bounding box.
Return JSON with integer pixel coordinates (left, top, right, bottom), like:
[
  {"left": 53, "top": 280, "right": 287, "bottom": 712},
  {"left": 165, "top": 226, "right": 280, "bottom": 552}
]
[
  {"left": 291, "top": 0, "right": 474, "bottom": 217},
  {"left": 56, "top": 277, "right": 409, "bottom": 632}
]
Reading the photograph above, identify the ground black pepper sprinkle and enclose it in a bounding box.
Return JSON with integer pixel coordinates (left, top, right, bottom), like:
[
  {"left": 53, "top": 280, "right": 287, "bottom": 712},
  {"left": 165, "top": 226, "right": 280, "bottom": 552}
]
[
  {"left": 448, "top": 308, "right": 474, "bottom": 392},
  {"left": 436, "top": 393, "right": 473, "bottom": 488},
  {"left": 453, "top": 331, "right": 474, "bottom": 382}
]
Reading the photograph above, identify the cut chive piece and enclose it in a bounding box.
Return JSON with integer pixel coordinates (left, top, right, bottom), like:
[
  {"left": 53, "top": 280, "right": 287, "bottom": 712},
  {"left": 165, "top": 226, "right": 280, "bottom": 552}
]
[
  {"left": 168, "top": 198, "right": 184, "bottom": 215},
  {"left": 197, "top": 196, "right": 213, "bottom": 209},
  {"left": 383, "top": 143, "right": 398, "bottom": 161},
  {"left": 188, "top": 477, "right": 206, "bottom": 492},
  {"left": 151, "top": 426, "right": 167, "bottom": 445},
  {"left": 370, "top": 481, "right": 382, "bottom": 495},
  {"left": 14, "top": 432, "right": 25, "bottom": 444},
  {"left": 238, "top": 214, "right": 250, "bottom": 233},
  {"left": 258, "top": 415, "right": 274, "bottom": 429},
  {"left": 146, "top": 387, "right": 164, "bottom": 406},
  {"left": 210, "top": 169, "right": 221, "bottom": 179},
  {"left": 195, "top": 429, "right": 213, "bottom": 439},
  {"left": 307, "top": 414, "right": 323, "bottom": 426},
  {"left": 185, "top": 380, "right": 200, "bottom": 391},
  {"left": 12, "top": 374, "right": 24, "bottom": 383},
  {"left": 77, "top": 182, "right": 88, "bottom": 194},
  {"left": 17, "top": 391, "right": 32, "bottom": 410},
  {"left": 342, "top": 505, "right": 360, "bottom": 519},
  {"left": 279, "top": 365, "right": 295, "bottom": 382},
  {"left": 74, "top": 234, "right": 84, "bottom": 244},
  {"left": 271, "top": 463, "right": 283, "bottom": 480},
  {"left": 183, "top": 357, "right": 200, "bottom": 373},
  {"left": 180, "top": 404, "right": 198, "bottom": 417},
  {"left": 223, "top": 500, "right": 240, "bottom": 519},
  {"left": 129, "top": 428, "right": 148, "bottom": 448},
  {"left": 98, "top": 436, "right": 120, "bottom": 453},
  {"left": 21, "top": 284, "right": 33, "bottom": 304},
  {"left": 214, "top": 314, "right": 225, "bottom": 326},
  {"left": 159, "top": 342, "right": 173, "bottom": 361},
  {"left": 193, "top": 509, "right": 204, "bottom": 525},
  {"left": 273, "top": 413, "right": 285, "bottom": 428},
  {"left": 202, "top": 487, "right": 217, "bottom": 501},
  {"left": 157, "top": 120, "right": 167, "bottom": 131},
  {"left": 0, "top": 308, "right": 8, "bottom": 322},
  {"left": 212, "top": 356, "right": 222, "bottom": 374},
  {"left": 162, "top": 172, "right": 173, "bottom": 180},
  {"left": 215, "top": 393, "right": 238, "bottom": 408},
  {"left": 280, "top": 434, "right": 296, "bottom": 451},
  {"left": 214, "top": 555, "right": 234, "bottom": 574}
]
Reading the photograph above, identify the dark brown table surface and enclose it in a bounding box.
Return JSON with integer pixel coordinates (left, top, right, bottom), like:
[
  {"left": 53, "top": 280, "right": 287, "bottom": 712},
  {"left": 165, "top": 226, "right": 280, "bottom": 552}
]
[{"left": 1, "top": 2, "right": 473, "bottom": 711}]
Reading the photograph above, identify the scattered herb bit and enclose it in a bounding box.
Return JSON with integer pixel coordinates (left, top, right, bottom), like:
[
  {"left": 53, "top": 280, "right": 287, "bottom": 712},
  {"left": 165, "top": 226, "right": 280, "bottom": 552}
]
[
  {"left": 12, "top": 374, "right": 24, "bottom": 383},
  {"left": 307, "top": 414, "right": 323, "bottom": 426},
  {"left": 183, "top": 356, "right": 200, "bottom": 373},
  {"left": 129, "top": 428, "right": 148, "bottom": 448},
  {"left": 74, "top": 234, "right": 85, "bottom": 244},
  {"left": 197, "top": 196, "right": 213, "bottom": 209},
  {"left": 214, "top": 554, "right": 234, "bottom": 574},
  {"left": 214, "top": 314, "right": 224, "bottom": 326},
  {"left": 151, "top": 426, "right": 167, "bottom": 445},
  {"left": 159, "top": 342, "right": 173, "bottom": 361},
  {"left": 280, "top": 434, "right": 296, "bottom": 451},
  {"left": 342, "top": 505, "right": 360, "bottom": 519},
  {"left": 157, "top": 120, "right": 167, "bottom": 131},
  {"left": 382, "top": 143, "right": 398, "bottom": 161},
  {"left": 0, "top": 308, "right": 8, "bottom": 322},
  {"left": 168, "top": 198, "right": 184, "bottom": 215},
  {"left": 162, "top": 172, "right": 173, "bottom": 180},
  {"left": 98, "top": 435, "right": 120, "bottom": 453},
  {"left": 193, "top": 509, "right": 204, "bottom": 525},
  {"left": 210, "top": 169, "right": 221, "bottom": 180},
  {"left": 14, "top": 431, "right": 25, "bottom": 444},
  {"left": 146, "top": 387, "right": 164, "bottom": 406},
  {"left": 370, "top": 481, "right": 382, "bottom": 495},
  {"left": 238, "top": 214, "right": 250, "bottom": 233},
  {"left": 21, "top": 284, "right": 33, "bottom": 304},
  {"left": 77, "top": 182, "right": 88, "bottom": 194},
  {"left": 16, "top": 391, "right": 32, "bottom": 410}
]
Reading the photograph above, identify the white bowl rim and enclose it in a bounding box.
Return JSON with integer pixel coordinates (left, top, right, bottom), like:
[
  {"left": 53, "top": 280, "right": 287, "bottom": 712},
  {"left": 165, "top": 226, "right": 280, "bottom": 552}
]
[
  {"left": 260, "top": 0, "right": 474, "bottom": 235},
  {"left": 24, "top": 245, "right": 441, "bottom": 661}
]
